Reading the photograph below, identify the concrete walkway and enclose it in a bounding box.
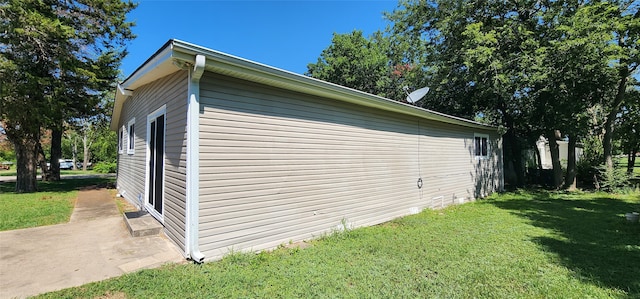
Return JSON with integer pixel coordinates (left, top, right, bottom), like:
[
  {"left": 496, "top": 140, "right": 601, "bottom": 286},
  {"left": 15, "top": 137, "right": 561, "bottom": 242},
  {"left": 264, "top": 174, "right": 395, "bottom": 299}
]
[{"left": 0, "top": 188, "right": 185, "bottom": 299}]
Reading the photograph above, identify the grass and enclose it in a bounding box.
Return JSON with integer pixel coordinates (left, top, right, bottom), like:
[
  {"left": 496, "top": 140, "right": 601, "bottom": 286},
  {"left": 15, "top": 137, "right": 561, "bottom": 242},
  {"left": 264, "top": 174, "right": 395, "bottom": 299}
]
[
  {"left": 0, "top": 169, "right": 97, "bottom": 176},
  {"left": 111, "top": 189, "right": 137, "bottom": 214},
  {"left": 0, "top": 169, "right": 20, "bottom": 176},
  {"left": 616, "top": 155, "right": 640, "bottom": 177},
  {"left": 35, "top": 190, "right": 640, "bottom": 298},
  {"left": 0, "top": 192, "right": 75, "bottom": 231},
  {"left": 0, "top": 177, "right": 115, "bottom": 231}
]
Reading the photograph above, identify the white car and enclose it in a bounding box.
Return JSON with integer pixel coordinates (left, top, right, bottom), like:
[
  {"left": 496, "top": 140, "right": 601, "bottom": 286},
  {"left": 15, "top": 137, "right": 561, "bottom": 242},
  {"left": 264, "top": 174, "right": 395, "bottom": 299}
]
[{"left": 59, "top": 159, "right": 74, "bottom": 170}]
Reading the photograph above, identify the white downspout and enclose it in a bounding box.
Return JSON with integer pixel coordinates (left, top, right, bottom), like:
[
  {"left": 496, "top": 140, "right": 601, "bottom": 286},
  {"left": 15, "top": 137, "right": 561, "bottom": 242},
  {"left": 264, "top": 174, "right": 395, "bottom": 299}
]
[{"left": 186, "top": 54, "right": 206, "bottom": 263}]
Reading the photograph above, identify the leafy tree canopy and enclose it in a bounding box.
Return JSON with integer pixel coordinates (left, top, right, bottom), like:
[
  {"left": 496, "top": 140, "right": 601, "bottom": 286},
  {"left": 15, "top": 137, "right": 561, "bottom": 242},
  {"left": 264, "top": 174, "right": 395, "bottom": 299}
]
[
  {"left": 310, "top": 0, "right": 638, "bottom": 188},
  {"left": 0, "top": 0, "right": 136, "bottom": 192},
  {"left": 306, "top": 30, "right": 423, "bottom": 102}
]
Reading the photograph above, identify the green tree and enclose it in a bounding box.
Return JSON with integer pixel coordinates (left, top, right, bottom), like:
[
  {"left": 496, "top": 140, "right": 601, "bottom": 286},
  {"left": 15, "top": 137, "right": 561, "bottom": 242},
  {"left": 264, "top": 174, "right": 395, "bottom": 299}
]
[
  {"left": 307, "top": 30, "right": 392, "bottom": 97},
  {"left": 616, "top": 88, "right": 640, "bottom": 174},
  {"left": 589, "top": 1, "right": 640, "bottom": 172},
  {"left": 385, "top": 0, "right": 639, "bottom": 188},
  {"left": 0, "top": 0, "right": 136, "bottom": 192},
  {"left": 306, "top": 30, "right": 419, "bottom": 102},
  {"left": 535, "top": 2, "right": 621, "bottom": 189},
  {"left": 90, "top": 124, "right": 118, "bottom": 164},
  {"left": 62, "top": 91, "right": 118, "bottom": 169},
  {"left": 0, "top": 129, "right": 15, "bottom": 163},
  {"left": 62, "top": 129, "right": 80, "bottom": 169},
  {"left": 386, "top": 0, "right": 552, "bottom": 186}
]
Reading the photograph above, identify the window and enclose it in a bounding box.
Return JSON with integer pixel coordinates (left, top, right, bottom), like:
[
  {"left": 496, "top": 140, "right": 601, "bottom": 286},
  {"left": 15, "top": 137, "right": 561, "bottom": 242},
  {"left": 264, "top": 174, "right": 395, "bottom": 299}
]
[
  {"left": 474, "top": 134, "right": 489, "bottom": 159},
  {"left": 127, "top": 118, "right": 135, "bottom": 154},
  {"left": 118, "top": 126, "right": 124, "bottom": 154}
]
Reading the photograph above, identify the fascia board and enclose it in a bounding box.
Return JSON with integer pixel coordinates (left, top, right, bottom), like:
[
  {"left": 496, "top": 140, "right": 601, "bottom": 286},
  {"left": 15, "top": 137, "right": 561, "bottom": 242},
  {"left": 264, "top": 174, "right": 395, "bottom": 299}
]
[
  {"left": 110, "top": 90, "right": 126, "bottom": 131},
  {"left": 110, "top": 41, "right": 178, "bottom": 131},
  {"left": 122, "top": 46, "right": 177, "bottom": 90},
  {"left": 170, "top": 39, "right": 496, "bottom": 131},
  {"left": 113, "top": 39, "right": 496, "bottom": 132}
]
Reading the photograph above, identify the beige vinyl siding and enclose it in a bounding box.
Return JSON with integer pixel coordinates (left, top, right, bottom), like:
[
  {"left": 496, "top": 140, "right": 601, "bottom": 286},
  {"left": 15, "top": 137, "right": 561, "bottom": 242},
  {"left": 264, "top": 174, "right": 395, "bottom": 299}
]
[
  {"left": 418, "top": 124, "right": 501, "bottom": 209},
  {"left": 116, "top": 70, "right": 189, "bottom": 253},
  {"left": 197, "top": 73, "right": 502, "bottom": 259}
]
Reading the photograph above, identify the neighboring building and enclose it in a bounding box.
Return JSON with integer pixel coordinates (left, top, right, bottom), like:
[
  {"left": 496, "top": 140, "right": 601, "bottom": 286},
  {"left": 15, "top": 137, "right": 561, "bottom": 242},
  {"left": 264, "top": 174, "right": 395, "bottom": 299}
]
[
  {"left": 111, "top": 40, "right": 504, "bottom": 262},
  {"left": 536, "top": 136, "right": 583, "bottom": 169}
]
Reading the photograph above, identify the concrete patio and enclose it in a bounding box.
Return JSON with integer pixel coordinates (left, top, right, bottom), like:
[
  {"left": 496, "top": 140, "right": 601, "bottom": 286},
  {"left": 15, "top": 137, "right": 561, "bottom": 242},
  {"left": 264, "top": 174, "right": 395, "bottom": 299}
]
[{"left": 0, "top": 188, "right": 185, "bottom": 298}]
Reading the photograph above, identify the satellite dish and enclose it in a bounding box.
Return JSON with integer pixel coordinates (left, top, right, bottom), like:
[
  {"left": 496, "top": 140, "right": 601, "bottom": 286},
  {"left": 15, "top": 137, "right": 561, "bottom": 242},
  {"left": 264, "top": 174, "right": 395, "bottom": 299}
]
[{"left": 405, "top": 87, "right": 430, "bottom": 105}]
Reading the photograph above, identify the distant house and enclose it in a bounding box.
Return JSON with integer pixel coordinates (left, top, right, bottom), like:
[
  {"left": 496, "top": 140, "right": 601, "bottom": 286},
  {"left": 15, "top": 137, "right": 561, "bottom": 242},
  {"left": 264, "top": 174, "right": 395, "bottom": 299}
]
[
  {"left": 111, "top": 39, "right": 504, "bottom": 262},
  {"left": 536, "top": 136, "right": 583, "bottom": 169}
]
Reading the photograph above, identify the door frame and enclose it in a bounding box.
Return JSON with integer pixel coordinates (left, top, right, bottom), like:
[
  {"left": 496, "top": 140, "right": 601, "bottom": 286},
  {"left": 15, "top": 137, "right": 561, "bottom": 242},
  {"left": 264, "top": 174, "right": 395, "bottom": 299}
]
[{"left": 145, "top": 105, "right": 167, "bottom": 222}]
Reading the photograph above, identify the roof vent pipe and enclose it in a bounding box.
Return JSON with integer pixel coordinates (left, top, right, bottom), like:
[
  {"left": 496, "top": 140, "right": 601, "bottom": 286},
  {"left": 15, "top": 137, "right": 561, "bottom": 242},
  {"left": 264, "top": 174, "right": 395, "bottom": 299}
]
[{"left": 186, "top": 54, "right": 206, "bottom": 263}]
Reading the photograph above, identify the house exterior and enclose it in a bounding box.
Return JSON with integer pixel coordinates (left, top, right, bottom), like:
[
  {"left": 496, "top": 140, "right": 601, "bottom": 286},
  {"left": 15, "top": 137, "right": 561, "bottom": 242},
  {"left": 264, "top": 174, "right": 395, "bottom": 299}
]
[
  {"left": 111, "top": 39, "right": 504, "bottom": 262},
  {"left": 535, "top": 136, "right": 583, "bottom": 169}
]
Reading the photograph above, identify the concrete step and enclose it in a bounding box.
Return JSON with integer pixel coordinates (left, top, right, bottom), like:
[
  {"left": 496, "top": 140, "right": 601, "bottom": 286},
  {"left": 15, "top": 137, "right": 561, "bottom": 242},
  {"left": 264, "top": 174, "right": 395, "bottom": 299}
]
[{"left": 123, "top": 211, "right": 163, "bottom": 237}]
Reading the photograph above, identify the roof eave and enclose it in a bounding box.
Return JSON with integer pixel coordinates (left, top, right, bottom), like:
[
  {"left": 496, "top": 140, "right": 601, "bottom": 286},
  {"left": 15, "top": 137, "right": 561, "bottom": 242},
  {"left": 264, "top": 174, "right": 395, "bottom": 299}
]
[
  {"left": 111, "top": 39, "right": 497, "bottom": 132},
  {"left": 169, "top": 40, "right": 495, "bottom": 131},
  {"left": 110, "top": 40, "right": 179, "bottom": 131}
]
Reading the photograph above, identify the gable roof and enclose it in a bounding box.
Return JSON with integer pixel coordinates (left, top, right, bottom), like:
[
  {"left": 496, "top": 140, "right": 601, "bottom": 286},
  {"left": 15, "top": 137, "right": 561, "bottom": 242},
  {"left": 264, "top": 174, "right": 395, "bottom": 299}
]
[{"left": 111, "top": 39, "right": 496, "bottom": 131}]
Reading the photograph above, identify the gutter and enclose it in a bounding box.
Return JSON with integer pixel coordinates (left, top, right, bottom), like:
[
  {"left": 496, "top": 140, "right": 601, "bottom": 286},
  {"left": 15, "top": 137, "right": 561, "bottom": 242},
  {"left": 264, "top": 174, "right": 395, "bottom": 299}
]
[
  {"left": 169, "top": 39, "right": 496, "bottom": 131},
  {"left": 185, "top": 54, "right": 206, "bottom": 263},
  {"left": 112, "top": 39, "right": 496, "bottom": 133}
]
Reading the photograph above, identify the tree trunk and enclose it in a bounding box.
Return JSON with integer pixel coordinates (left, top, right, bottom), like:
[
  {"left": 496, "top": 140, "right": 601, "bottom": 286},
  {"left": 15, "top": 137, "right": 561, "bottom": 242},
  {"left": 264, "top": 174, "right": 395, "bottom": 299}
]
[
  {"left": 548, "top": 130, "right": 563, "bottom": 189},
  {"left": 629, "top": 148, "right": 637, "bottom": 174},
  {"left": 37, "top": 143, "right": 50, "bottom": 181},
  {"left": 71, "top": 134, "right": 78, "bottom": 170},
  {"left": 83, "top": 133, "right": 89, "bottom": 171},
  {"left": 14, "top": 139, "right": 39, "bottom": 192},
  {"left": 514, "top": 137, "right": 525, "bottom": 187},
  {"left": 49, "top": 127, "right": 62, "bottom": 181},
  {"left": 502, "top": 129, "right": 525, "bottom": 188},
  {"left": 603, "top": 115, "right": 616, "bottom": 170},
  {"left": 535, "top": 144, "right": 543, "bottom": 170},
  {"left": 564, "top": 134, "right": 577, "bottom": 190},
  {"left": 503, "top": 109, "right": 526, "bottom": 187},
  {"left": 604, "top": 66, "right": 629, "bottom": 171}
]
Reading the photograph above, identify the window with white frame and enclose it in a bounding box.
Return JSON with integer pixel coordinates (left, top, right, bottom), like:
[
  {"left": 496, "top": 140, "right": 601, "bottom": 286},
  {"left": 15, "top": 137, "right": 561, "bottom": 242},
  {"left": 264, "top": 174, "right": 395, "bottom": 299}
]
[
  {"left": 474, "top": 133, "right": 489, "bottom": 159},
  {"left": 118, "top": 126, "right": 124, "bottom": 154},
  {"left": 127, "top": 118, "right": 135, "bottom": 154}
]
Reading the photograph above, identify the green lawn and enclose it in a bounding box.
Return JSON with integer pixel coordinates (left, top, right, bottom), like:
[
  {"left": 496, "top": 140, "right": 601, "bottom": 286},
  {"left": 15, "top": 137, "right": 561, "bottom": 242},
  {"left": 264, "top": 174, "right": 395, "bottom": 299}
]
[
  {"left": 0, "top": 169, "right": 97, "bottom": 177},
  {"left": 0, "top": 169, "right": 19, "bottom": 176},
  {"left": 616, "top": 155, "right": 640, "bottom": 177},
  {"left": 35, "top": 190, "right": 640, "bottom": 298},
  {"left": 0, "top": 177, "right": 115, "bottom": 231}
]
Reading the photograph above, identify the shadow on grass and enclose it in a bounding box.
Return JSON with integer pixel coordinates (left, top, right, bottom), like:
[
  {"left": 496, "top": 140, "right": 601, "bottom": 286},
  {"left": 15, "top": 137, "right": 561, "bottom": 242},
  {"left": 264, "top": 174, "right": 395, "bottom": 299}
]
[
  {"left": 488, "top": 192, "right": 640, "bottom": 296},
  {"left": 0, "top": 177, "right": 115, "bottom": 194}
]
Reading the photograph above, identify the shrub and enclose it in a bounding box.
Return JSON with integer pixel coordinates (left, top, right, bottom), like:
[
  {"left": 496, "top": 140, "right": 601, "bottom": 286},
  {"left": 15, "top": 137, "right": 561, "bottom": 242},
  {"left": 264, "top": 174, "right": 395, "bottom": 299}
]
[
  {"left": 93, "top": 161, "right": 116, "bottom": 173},
  {"left": 576, "top": 158, "right": 598, "bottom": 187},
  {"left": 595, "top": 164, "right": 631, "bottom": 193},
  {"left": 576, "top": 135, "right": 604, "bottom": 187}
]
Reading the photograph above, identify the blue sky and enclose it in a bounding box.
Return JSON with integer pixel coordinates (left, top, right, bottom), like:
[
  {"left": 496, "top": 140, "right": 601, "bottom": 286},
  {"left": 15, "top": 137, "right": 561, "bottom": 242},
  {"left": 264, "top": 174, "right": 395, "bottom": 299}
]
[{"left": 121, "top": 0, "right": 399, "bottom": 76}]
